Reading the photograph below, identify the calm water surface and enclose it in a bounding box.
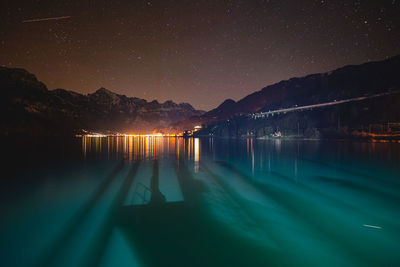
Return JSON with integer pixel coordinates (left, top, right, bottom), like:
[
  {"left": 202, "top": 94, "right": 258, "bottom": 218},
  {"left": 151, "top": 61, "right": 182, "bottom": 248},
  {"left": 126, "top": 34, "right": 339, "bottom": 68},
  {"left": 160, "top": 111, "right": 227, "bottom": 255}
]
[{"left": 1, "top": 137, "right": 400, "bottom": 266}]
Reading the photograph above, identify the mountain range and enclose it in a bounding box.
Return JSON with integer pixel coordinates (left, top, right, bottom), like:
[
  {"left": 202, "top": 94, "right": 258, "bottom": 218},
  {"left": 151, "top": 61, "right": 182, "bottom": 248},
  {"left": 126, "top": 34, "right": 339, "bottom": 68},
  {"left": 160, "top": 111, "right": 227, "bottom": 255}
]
[
  {"left": 2, "top": 54, "right": 400, "bottom": 137},
  {"left": 174, "top": 54, "right": 400, "bottom": 137},
  {"left": 1, "top": 67, "right": 204, "bottom": 135}
]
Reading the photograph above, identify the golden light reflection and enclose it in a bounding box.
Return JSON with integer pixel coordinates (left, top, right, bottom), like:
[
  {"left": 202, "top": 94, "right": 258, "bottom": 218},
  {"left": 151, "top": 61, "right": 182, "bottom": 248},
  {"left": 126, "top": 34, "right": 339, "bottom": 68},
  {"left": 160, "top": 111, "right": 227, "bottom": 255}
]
[
  {"left": 194, "top": 138, "right": 200, "bottom": 172},
  {"left": 82, "top": 136, "right": 86, "bottom": 159},
  {"left": 187, "top": 138, "right": 192, "bottom": 160},
  {"left": 128, "top": 136, "right": 133, "bottom": 161},
  {"left": 176, "top": 138, "right": 180, "bottom": 162},
  {"left": 80, "top": 135, "right": 201, "bottom": 163}
]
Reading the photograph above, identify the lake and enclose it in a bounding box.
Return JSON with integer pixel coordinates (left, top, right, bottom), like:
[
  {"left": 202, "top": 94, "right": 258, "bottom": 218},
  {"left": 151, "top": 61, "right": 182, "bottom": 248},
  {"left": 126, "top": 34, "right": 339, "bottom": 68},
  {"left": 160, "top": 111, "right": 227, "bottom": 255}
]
[{"left": 1, "top": 136, "right": 400, "bottom": 266}]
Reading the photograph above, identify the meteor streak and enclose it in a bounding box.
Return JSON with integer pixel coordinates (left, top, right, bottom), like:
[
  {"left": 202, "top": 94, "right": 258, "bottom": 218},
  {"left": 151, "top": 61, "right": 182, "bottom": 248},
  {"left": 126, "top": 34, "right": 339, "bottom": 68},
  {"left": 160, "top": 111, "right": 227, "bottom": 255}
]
[
  {"left": 22, "top": 16, "right": 71, "bottom": 23},
  {"left": 363, "top": 224, "right": 382, "bottom": 229}
]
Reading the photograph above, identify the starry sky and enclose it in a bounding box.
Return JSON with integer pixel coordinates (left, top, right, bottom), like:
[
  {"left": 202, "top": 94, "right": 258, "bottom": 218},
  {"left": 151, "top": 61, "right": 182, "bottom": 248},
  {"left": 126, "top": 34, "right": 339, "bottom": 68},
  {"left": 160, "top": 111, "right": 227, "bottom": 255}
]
[{"left": 1, "top": 0, "right": 399, "bottom": 110}]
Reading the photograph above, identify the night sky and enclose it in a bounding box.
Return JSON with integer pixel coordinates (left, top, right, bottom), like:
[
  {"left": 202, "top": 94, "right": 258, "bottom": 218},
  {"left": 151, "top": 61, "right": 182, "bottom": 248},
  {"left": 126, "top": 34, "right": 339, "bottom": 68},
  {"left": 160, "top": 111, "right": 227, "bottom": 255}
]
[{"left": 1, "top": 1, "right": 399, "bottom": 110}]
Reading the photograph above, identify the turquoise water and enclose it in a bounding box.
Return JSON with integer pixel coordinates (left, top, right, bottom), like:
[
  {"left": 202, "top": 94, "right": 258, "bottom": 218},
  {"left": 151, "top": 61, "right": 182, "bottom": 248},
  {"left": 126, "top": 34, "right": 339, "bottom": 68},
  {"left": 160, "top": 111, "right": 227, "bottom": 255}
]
[{"left": 1, "top": 137, "right": 400, "bottom": 266}]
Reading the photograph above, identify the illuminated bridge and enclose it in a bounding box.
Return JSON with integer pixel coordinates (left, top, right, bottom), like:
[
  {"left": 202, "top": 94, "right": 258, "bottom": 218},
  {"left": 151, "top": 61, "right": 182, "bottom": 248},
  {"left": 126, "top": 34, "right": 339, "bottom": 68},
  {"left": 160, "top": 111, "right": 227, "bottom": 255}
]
[{"left": 251, "top": 90, "right": 399, "bottom": 119}]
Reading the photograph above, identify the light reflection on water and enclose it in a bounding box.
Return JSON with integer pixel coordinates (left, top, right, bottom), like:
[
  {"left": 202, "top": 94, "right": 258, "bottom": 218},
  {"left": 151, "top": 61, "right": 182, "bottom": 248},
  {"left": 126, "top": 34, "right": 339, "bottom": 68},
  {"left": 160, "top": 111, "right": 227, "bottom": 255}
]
[
  {"left": 1, "top": 137, "right": 400, "bottom": 266},
  {"left": 82, "top": 136, "right": 201, "bottom": 164}
]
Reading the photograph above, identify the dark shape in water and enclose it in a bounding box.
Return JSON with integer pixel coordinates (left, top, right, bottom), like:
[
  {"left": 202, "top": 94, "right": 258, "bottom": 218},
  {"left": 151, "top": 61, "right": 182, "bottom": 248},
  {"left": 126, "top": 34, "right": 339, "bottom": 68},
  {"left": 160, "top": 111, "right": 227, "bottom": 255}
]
[{"left": 116, "top": 159, "right": 280, "bottom": 266}]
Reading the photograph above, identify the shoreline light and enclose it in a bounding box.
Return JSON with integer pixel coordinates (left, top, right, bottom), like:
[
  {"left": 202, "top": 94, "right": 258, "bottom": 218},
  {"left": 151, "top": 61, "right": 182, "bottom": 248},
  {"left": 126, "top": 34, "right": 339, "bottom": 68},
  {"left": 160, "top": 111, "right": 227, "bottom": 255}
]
[{"left": 77, "top": 132, "right": 183, "bottom": 138}]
